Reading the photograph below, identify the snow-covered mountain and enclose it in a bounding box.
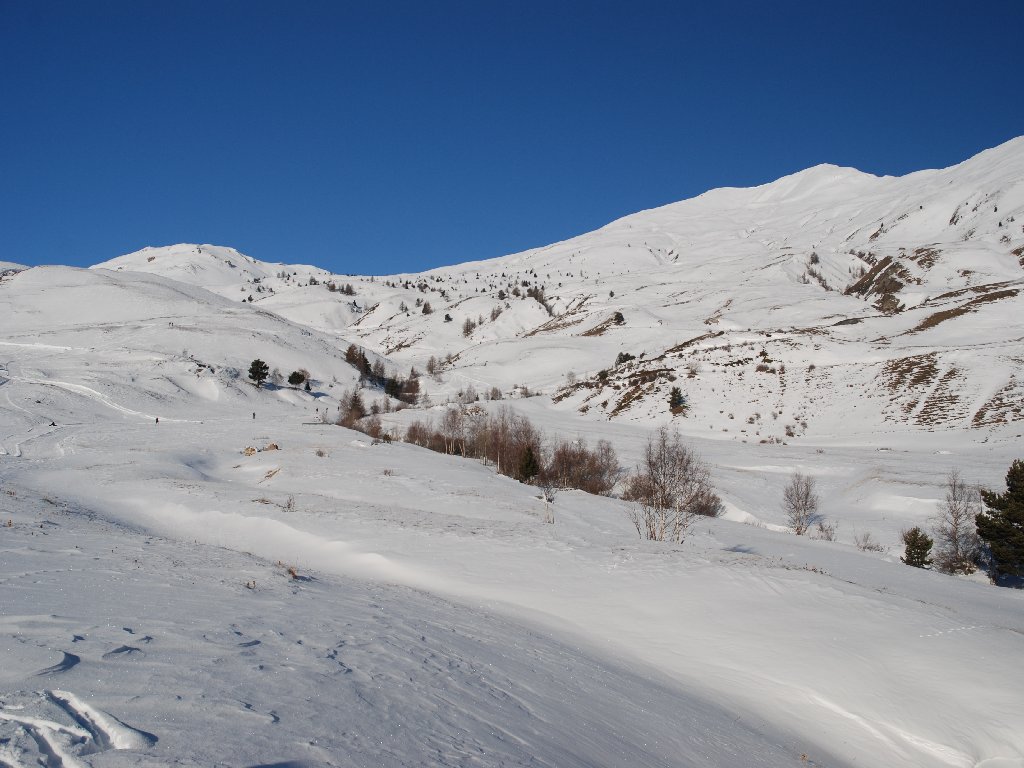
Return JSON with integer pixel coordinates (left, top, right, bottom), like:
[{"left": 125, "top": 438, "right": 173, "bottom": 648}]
[
  {"left": 93, "top": 137, "right": 1024, "bottom": 443},
  {"left": 2, "top": 139, "right": 1024, "bottom": 767}
]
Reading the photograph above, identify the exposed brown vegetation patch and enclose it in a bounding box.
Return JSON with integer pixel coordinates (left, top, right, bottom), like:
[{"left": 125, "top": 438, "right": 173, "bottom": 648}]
[
  {"left": 610, "top": 382, "right": 653, "bottom": 416},
  {"left": 911, "top": 305, "right": 973, "bottom": 332},
  {"left": 662, "top": 330, "right": 725, "bottom": 358},
  {"left": 916, "top": 368, "right": 966, "bottom": 426},
  {"left": 1013, "top": 245, "right": 1024, "bottom": 268},
  {"left": 883, "top": 353, "right": 939, "bottom": 419},
  {"left": 385, "top": 338, "right": 416, "bottom": 354},
  {"left": 909, "top": 246, "right": 940, "bottom": 269},
  {"left": 525, "top": 313, "right": 587, "bottom": 337},
  {"left": 525, "top": 296, "right": 592, "bottom": 337},
  {"left": 874, "top": 293, "right": 902, "bottom": 315},
  {"left": 845, "top": 255, "right": 916, "bottom": 297},
  {"left": 909, "top": 288, "right": 1019, "bottom": 333},
  {"left": 580, "top": 311, "right": 625, "bottom": 337},
  {"left": 884, "top": 353, "right": 939, "bottom": 395},
  {"left": 973, "top": 377, "right": 1024, "bottom": 427}
]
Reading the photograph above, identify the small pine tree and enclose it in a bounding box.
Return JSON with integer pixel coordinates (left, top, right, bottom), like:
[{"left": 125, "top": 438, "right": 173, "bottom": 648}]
[
  {"left": 977, "top": 459, "right": 1024, "bottom": 579},
  {"left": 288, "top": 370, "right": 305, "bottom": 387},
  {"left": 901, "top": 527, "right": 934, "bottom": 568},
  {"left": 668, "top": 386, "right": 687, "bottom": 413},
  {"left": 518, "top": 445, "right": 540, "bottom": 483},
  {"left": 248, "top": 359, "right": 269, "bottom": 387}
]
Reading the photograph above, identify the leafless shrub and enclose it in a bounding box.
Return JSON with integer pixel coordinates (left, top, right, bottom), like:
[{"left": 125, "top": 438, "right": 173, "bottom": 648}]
[
  {"left": 361, "top": 415, "right": 383, "bottom": 439},
  {"left": 932, "top": 469, "right": 981, "bottom": 574},
  {"left": 854, "top": 530, "right": 885, "bottom": 552},
  {"left": 540, "top": 438, "right": 619, "bottom": 495},
  {"left": 405, "top": 419, "right": 435, "bottom": 448},
  {"left": 539, "top": 483, "right": 557, "bottom": 523},
  {"left": 811, "top": 519, "right": 838, "bottom": 541},
  {"left": 623, "top": 426, "right": 722, "bottom": 542},
  {"left": 783, "top": 472, "right": 820, "bottom": 535}
]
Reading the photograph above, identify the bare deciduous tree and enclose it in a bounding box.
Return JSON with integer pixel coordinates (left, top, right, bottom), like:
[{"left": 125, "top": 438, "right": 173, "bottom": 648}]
[
  {"left": 783, "top": 472, "right": 820, "bottom": 535},
  {"left": 624, "top": 426, "right": 722, "bottom": 543},
  {"left": 932, "top": 469, "right": 981, "bottom": 574},
  {"left": 439, "top": 406, "right": 465, "bottom": 455}
]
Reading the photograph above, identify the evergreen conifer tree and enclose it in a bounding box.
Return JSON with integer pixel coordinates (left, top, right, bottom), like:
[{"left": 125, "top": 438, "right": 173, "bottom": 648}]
[
  {"left": 518, "top": 445, "right": 539, "bottom": 483},
  {"left": 977, "top": 459, "right": 1024, "bottom": 578},
  {"left": 669, "top": 387, "right": 686, "bottom": 413},
  {"left": 248, "top": 359, "right": 269, "bottom": 387},
  {"left": 900, "top": 526, "right": 934, "bottom": 568}
]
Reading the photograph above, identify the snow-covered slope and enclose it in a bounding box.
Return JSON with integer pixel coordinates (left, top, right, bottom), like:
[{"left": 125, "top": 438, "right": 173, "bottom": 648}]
[
  {"left": 3, "top": 342, "right": 1023, "bottom": 767},
  {"left": 2, "top": 139, "right": 1024, "bottom": 767},
  {"left": 0, "top": 265, "right": 362, "bottom": 427}
]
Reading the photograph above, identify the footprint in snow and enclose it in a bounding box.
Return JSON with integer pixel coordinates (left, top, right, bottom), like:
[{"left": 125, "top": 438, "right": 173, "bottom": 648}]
[
  {"left": 35, "top": 651, "right": 81, "bottom": 676},
  {"left": 101, "top": 645, "right": 143, "bottom": 660},
  {"left": 0, "top": 689, "right": 156, "bottom": 766}
]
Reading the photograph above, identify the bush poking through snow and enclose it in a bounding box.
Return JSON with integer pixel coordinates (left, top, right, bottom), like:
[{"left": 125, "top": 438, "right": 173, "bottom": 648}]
[
  {"left": 854, "top": 531, "right": 885, "bottom": 552},
  {"left": 540, "top": 438, "right": 619, "bottom": 495},
  {"left": 623, "top": 426, "right": 722, "bottom": 543},
  {"left": 811, "top": 519, "right": 838, "bottom": 541},
  {"left": 783, "top": 473, "right": 820, "bottom": 535}
]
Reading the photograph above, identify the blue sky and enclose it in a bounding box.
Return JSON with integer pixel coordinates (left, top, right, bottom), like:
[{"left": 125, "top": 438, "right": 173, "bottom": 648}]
[{"left": 2, "top": 1, "right": 1021, "bottom": 273}]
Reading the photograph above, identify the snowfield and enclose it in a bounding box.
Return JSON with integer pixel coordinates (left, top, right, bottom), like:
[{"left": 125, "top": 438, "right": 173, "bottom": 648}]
[{"left": 3, "top": 139, "right": 1024, "bottom": 767}]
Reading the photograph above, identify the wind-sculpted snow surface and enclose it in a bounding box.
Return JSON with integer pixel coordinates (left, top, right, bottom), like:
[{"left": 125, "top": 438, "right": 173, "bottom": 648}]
[{"left": 2, "top": 487, "right": 813, "bottom": 768}]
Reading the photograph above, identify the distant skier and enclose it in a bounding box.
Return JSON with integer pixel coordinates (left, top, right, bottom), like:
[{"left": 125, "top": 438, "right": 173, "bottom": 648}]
[
  {"left": 155, "top": 417, "right": 159, "bottom": 424},
  {"left": 252, "top": 412, "right": 256, "bottom": 420}
]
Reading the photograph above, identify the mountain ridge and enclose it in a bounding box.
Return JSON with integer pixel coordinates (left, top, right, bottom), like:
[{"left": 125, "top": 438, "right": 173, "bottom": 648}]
[{"left": 57, "top": 135, "right": 1024, "bottom": 440}]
